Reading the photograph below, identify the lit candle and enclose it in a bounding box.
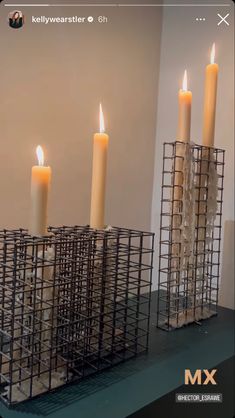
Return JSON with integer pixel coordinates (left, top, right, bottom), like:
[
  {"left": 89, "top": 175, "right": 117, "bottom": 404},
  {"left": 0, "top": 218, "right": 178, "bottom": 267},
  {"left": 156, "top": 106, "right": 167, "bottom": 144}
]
[
  {"left": 174, "top": 70, "right": 192, "bottom": 202},
  {"left": 203, "top": 43, "right": 218, "bottom": 147},
  {"left": 172, "top": 71, "right": 192, "bottom": 270},
  {"left": 177, "top": 70, "right": 192, "bottom": 142},
  {"left": 90, "top": 104, "right": 109, "bottom": 229},
  {"left": 29, "top": 145, "right": 52, "bottom": 236}
]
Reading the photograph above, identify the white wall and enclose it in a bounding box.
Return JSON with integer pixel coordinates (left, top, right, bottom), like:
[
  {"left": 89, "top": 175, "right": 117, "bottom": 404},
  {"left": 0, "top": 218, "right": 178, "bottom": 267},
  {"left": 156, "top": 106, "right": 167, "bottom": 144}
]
[{"left": 152, "top": 3, "right": 234, "bottom": 309}]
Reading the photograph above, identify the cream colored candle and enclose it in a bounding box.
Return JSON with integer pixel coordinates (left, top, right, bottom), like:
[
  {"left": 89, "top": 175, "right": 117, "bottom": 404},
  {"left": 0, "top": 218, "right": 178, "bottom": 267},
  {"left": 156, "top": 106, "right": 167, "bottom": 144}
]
[
  {"left": 177, "top": 70, "right": 192, "bottom": 142},
  {"left": 172, "top": 71, "right": 192, "bottom": 273},
  {"left": 174, "top": 71, "right": 192, "bottom": 200},
  {"left": 203, "top": 43, "right": 218, "bottom": 147},
  {"left": 29, "top": 145, "right": 51, "bottom": 236},
  {"left": 90, "top": 104, "right": 109, "bottom": 229}
]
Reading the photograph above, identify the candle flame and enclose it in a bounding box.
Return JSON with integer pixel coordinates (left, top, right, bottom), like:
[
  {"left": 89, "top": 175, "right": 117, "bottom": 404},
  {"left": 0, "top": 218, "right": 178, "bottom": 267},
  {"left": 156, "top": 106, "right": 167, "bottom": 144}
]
[
  {"left": 99, "top": 103, "right": 105, "bottom": 133},
  {"left": 182, "top": 69, "right": 188, "bottom": 91},
  {"left": 36, "top": 145, "right": 44, "bottom": 166},
  {"left": 210, "top": 42, "right": 215, "bottom": 64}
]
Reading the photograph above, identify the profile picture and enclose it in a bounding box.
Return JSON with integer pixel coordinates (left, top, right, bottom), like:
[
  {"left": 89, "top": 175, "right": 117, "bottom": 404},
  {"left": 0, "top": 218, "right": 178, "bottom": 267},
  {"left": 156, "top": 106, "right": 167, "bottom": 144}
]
[{"left": 8, "top": 10, "right": 24, "bottom": 29}]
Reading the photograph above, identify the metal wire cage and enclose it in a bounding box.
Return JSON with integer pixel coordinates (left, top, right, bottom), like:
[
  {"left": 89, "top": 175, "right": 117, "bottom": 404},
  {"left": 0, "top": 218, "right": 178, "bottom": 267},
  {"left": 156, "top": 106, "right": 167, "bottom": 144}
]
[
  {"left": 157, "top": 141, "right": 225, "bottom": 331},
  {"left": 0, "top": 226, "right": 154, "bottom": 405}
]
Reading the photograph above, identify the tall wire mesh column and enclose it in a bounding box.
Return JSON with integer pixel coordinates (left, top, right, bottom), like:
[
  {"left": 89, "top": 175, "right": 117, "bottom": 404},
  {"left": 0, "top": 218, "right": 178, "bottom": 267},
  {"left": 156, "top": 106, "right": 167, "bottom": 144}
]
[{"left": 157, "top": 141, "right": 225, "bottom": 330}]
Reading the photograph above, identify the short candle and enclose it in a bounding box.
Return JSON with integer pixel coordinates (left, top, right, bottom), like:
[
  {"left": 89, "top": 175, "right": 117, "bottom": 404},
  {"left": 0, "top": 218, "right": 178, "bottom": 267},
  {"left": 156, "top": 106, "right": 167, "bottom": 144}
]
[
  {"left": 177, "top": 69, "right": 192, "bottom": 142},
  {"left": 29, "top": 145, "right": 52, "bottom": 236}
]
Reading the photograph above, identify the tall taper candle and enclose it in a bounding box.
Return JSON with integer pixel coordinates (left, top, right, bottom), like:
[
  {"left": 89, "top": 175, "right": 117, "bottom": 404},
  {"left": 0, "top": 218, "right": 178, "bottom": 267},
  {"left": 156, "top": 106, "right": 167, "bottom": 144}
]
[
  {"left": 172, "top": 70, "right": 192, "bottom": 273},
  {"left": 203, "top": 43, "right": 218, "bottom": 147},
  {"left": 177, "top": 70, "right": 192, "bottom": 142},
  {"left": 90, "top": 104, "right": 109, "bottom": 229},
  {"left": 30, "top": 146, "right": 51, "bottom": 236},
  {"left": 174, "top": 70, "right": 192, "bottom": 201}
]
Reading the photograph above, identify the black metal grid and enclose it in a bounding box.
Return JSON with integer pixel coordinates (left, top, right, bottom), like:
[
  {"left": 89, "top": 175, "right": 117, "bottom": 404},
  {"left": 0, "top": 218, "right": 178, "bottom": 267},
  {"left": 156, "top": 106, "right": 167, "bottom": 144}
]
[
  {"left": 157, "top": 141, "right": 225, "bottom": 331},
  {"left": 0, "top": 226, "right": 154, "bottom": 405}
]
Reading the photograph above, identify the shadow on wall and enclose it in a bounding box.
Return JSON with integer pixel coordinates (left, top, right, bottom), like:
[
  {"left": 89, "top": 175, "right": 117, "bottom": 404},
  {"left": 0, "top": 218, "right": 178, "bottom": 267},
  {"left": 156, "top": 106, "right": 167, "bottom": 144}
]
[{"left": 219, "top": 220, "right": 235, "bottom": 310}]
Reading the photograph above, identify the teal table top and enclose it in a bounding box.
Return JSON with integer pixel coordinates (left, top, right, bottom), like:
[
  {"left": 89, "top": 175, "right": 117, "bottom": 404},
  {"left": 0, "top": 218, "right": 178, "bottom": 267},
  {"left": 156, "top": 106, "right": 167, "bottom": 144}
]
[{"left": 0, "top": 292, "right": 234, "bottom": 418}]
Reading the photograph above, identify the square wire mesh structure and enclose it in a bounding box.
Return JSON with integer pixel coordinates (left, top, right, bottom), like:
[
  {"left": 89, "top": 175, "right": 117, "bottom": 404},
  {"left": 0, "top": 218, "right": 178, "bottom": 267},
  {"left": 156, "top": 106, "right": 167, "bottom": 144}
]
[
  {"left": 157, "top": 141, "right": 225, "bottom": 331},
  {"left": 0, "top": 226, "right": 154, "bottom": 405}
]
